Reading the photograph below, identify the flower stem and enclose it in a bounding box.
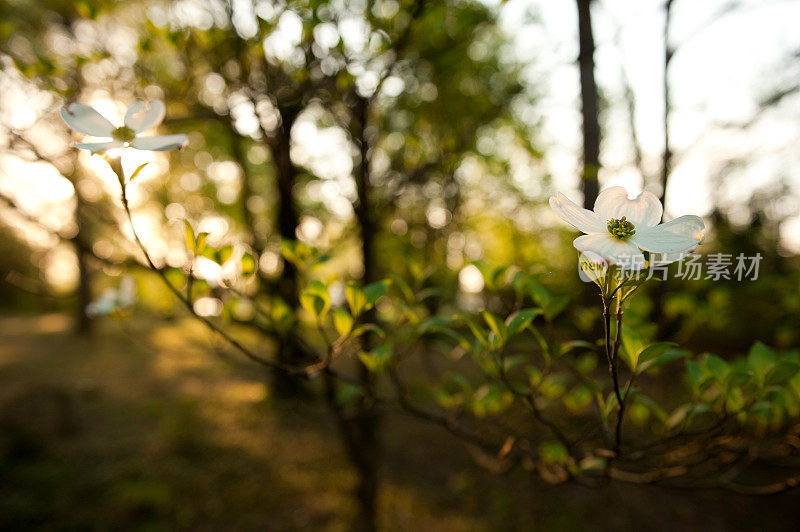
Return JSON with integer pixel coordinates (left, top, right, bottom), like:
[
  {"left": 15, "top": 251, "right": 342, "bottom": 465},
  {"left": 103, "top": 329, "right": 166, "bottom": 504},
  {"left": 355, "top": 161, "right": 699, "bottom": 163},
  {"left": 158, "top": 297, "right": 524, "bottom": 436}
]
[
  {"left": 602, "top": 282, "right": 625, "bottom": 456},
  {"left": 611, "top": 298, "right": 625, "bottom": 453}
]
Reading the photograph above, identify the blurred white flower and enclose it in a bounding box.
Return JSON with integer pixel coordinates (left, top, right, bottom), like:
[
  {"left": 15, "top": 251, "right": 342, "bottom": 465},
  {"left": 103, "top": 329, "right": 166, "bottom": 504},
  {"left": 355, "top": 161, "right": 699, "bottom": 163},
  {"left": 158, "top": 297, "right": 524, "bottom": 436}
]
[
  {"left": 86, "top": 276, "right": 137, "bottom": 317},
  {"left": 61, "top": 100, "right": 187, "bottom": 154},
  {"left": 549, "top": 186, "right": 705, "bottom": 267}
]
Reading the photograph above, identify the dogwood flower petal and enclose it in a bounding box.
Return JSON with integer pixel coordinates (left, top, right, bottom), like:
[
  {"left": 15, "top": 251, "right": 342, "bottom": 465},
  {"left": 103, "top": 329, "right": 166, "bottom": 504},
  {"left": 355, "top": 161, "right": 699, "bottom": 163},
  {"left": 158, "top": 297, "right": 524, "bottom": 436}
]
[
  {"left": 549, "top": 193, "right": 607, "bottom": 234},
  {"left": 650, "top": 215, "right": 705, "bottom": 240},
  {"left": 632, "top": 215, "right": 705, "bottom": 254},
  {"left": 131, "top": 134, "right": 188, "bottom": 151},
  {"left": 124, "top": 100, "right": 166, "bottom": 133},
  {"left": 649, "top": 252, "right": 695, "bottom": 265},
  {"left": 74, "top": 140, "right": 124, "bottom": 154},
  {"left": 61, "top": 103, "right": 115, "bottom": 137},
  {"left": 574, "top": 234, "right": 644, "bottom": 267},
  {"left": 594, "top": 186, "right": 663, "bottom": 228}
]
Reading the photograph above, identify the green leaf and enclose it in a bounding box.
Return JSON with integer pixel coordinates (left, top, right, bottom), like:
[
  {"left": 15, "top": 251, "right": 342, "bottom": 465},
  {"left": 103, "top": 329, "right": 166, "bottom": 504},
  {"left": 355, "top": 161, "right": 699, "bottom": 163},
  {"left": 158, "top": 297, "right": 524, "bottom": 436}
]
[
  {"left": 559, "top": 340, "right": 596, "bottom": 357},
  {"left": 418, "top": 316, "right": 454, "bottom": 334},
  {"left": 727, "top": 370, "right": 754, "bottom": 388},
  {"left": 704, "top": 354, "right": 730, "bottom": 382},
  {"left": 636, "top": 342, "right": 678, "bottom": 371},
  {"left": 505, "top": 308, "right": 541, "bottom": 336},
  {"left": 335, "top": 382, "right": 363, "bottom": 405},
  {"left": 490, "top": 265, "right": 512, "bottom": 289},
  {"left": 459, "top": 316, "right": 489, "bottom": 350},
  {"left": 310, "top": 253, "right": 331, "bottom": 269},
  {"left": 279, "top": 240, "right": 324, "bottom": 272},
  {"left": 363, "top": 279, "right": 391, "bottom": 307},
  {"left": 434, "top": 389, "right": 466, "bottom": 410},
  {"left": 358, "top": 343, "right": 393, "bottom": 373},
  {"left": 199, "top": 244, "right": 217, "bottom": 261},
  {"left": 391, "top": 275, "right": 415, "bottom": 304},
  {"left": 269, "top": 297, "right": 295, "bottom": 333},
  {"left": 279, "top": 240, "right": 302, "bottom": 270},
  {"left": 418, "top": 317, "right": 471, "bottom": 349},
  {"left": 470, "top": 383, "right": 514, "bottom": 418},
  {"left": 216, "top": 245, "right": 234, "bottom": 265},
  {"left": 539, "top": 373, "right": 567, "bottom": 399},
  {"left": 345, "top": 282, "right": 368, "bottom": 317},
  {"left": 621, "top": 325, "right": 646, "bottom": 370},
  {"left": 765, "top": 361, "right": 800, "bottom": 386},
  {"left": 300, "top": 280, "right": 330, "bottom": 319},
  {"left": 300, "top": 294, "right": 327, "bottom": 319},
  {"left": 574, "top": 352, "right": 598, "bottom": 374},
  {"left": 482, "top": 310, "right": 508, "bottom": 346},
  {"left": 563, "top": 385, "right": 592, "bottom": 412},
  {"left": 542, "top": 295, "right": 569, "bottom": 321},
  {"left": 195, "top": 232, "right": 209, "bottom": 255},
  {"left": 629, "top": 402, "right": 650, "bottom": 426},
  {"left": 241, "top": 252, "right": 256, "bottom": 276},
  {"left": 350, "top": 324, "right": 385, "bottom": 340},
  {"left": 749, "top": 341, "right": 776, "bottom": 379},
  {"left": 539, "top": 440, "right": 568, "bottom": 465},
  {"left": 333, "top": 307, "right": 353, "bottom": 337},
  {"left": 637, "top": 349, "right": 687, "bottom": 373},
  {"left": 183, "top": 220, "right": 195, "bottom": 252},
  {"left": 502, "top": 354, "right": 526, "bottom": 373},
  {"left": 527, "top": 366, "right": 542, "bottom": 387},
  {"left": 685, "top": 360, "right": 704, "bottom": 394},
  {"left": 523, "top": 276, "right": 551, "bottom": 306},
  {"left": 634, "top": 393, "right": 668, "bottom": 424},
  {"left": 603, "top": 393, "right": 619, "bottom": 417}
]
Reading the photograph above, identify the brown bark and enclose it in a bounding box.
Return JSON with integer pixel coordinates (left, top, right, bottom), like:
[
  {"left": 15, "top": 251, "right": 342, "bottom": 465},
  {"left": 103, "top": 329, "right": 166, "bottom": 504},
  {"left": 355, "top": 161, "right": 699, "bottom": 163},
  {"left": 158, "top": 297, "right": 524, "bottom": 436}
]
[
  {"left": 577, "top": 0, "right": 601, "bottom": 209},
  {"left": 346, "top": 94, "right": 382, "bottom": 532},
  {"left": 652, "top": 0, "right": 675, "bottom": 335},
  {"left": 73, "top": 237, "right": 92, "bottom": 335},
  {"left": 353, "top": 97, "right": 376, "bottom": 285},
  {"left": 269, "top": 104, "right": 305, "bottom": 397},
  {"left": 660, "top": 0, "right": 675, "bottom": 207}
]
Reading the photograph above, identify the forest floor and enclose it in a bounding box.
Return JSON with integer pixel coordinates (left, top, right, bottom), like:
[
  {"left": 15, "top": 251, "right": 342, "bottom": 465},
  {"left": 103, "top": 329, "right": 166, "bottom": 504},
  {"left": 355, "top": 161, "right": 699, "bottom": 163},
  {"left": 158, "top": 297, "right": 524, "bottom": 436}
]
[{"left": 1, "top": 313, "right": 798, "bottom": 531}]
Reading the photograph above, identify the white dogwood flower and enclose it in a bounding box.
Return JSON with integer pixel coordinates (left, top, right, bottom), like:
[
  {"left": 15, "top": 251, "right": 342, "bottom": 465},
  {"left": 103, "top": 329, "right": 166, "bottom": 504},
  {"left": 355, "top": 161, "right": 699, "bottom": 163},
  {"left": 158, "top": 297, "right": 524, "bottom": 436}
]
[
  {"left": 549, "top": 186, "right": 705, "bottom": 267},
  {"left": 61, "top": 100, "right": 187, "bottom": 154}
]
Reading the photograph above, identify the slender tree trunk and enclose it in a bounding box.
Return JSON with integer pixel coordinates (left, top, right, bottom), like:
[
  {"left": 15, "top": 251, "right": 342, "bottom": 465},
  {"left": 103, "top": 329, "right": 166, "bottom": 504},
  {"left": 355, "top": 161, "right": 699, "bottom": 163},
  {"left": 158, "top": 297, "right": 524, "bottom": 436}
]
[
  {"left": 659, "top": 0, "right": 675, "bottom": 207},
  {"left": 71, "top": 169, "right": 92, "bottom": 335},
  {"left": 354, "top": 97, "right": 376, "bottom": 286},
  {"left": 343, "top": 94, "right": 382, "bottom": 532},
  {"left": 576, "top": 0, "right": 601, "bottom": 209},
  {"left": 73, "top": 240, "right": 92, "bottom": 334},
  {"left": 652, "top": 0, "right": 676, "bottom": 336},
  {"left": 323, "top": 370, "right": 379, "bottom": 531},
  {"left": 270, "top": 105, "right": 305, "bottom": 397}
]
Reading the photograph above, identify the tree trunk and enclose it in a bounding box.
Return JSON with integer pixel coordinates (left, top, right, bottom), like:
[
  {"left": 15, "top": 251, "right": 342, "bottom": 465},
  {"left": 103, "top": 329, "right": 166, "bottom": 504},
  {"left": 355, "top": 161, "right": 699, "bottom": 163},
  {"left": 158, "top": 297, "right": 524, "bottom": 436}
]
[
  {"left": 652, "top": 0, "right": 676, "bottom": 335},
  {"left": 576, "top": 0, "right": 601, "bottom": 209},
  {"left": 270, "top": 105, "right": 305, "bottom": 398},
  {"left": 73, "top": 240, "right": 92, "bottom": 335},
  {"left": 345, "top": 94, "right": 382, "bottom": 531},
  {"left": 354, "top": 97, "right": 375, "bottom": 286},
  {"left": 323, "top": 370, "right": 380, "bottom": 532},
  {"left": 72, "top": 170, "right": 92, "bottom": 335},
  {"left": 659, "top": 0, "right": 675, "bottom": 207}
]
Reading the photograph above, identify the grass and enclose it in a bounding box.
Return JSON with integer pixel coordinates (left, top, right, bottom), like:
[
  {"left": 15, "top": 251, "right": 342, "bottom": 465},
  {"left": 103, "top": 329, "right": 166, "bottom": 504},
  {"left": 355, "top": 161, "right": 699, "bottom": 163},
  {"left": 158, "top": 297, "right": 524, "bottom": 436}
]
[{"left": 1, "top": 313, "right": 798, "bottom": 531}]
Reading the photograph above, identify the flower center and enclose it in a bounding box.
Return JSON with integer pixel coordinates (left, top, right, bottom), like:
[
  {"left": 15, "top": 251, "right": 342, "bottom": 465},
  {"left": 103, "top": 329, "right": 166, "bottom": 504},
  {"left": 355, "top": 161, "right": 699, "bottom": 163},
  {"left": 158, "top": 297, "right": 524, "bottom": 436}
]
[
  {"left": 607, "top": 216, "right": 636, "bottom": 240},
  {"left": 111, "top": 126, "right": 136, "bottom": 143}
]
